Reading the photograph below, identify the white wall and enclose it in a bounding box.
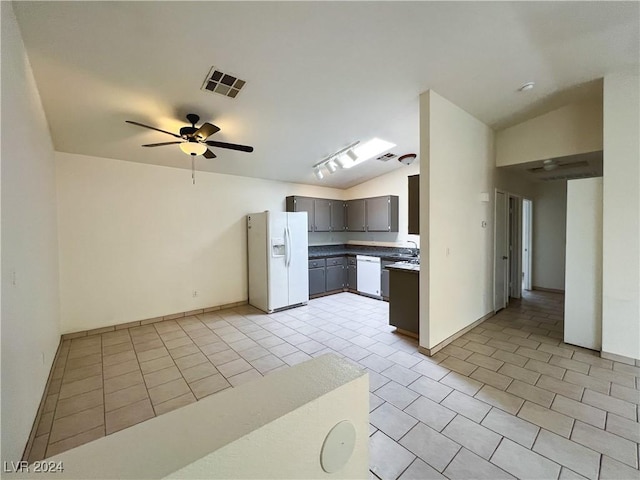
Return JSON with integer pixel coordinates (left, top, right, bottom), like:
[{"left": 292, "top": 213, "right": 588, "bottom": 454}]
[
  {"left": 565, "top": 178, "right": 602, "bottom": 350},
  {"left": 344, "top": 161, "right": 420, "bottom": 247},
  {"left": 602, "top": 72, "right": 640, "bottom": 360},
  {"left": 532, "top": 181, "right": 567, "bottom": 291},
  {"left": 496, "top": 100, "right": 603, "bottom": 167},
  {"left": 1, "top": 3, "right": 61, "bottom": 462},
  {"left": 419, "top": 90, "right": 495, "bottom": 349},
  {"left": 55, "top": 152, "right": 344, "bottom": 333}
]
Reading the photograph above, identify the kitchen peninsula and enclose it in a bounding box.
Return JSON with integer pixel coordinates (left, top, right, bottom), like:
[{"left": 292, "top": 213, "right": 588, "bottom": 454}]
[{"left": 386, "top": 262, "right": 420, "bottom": 338}]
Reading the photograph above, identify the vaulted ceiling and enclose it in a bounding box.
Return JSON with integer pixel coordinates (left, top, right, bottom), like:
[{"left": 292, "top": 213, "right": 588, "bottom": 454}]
[{"left": 13, "top": 1, "right": 639, "bottom": 188}]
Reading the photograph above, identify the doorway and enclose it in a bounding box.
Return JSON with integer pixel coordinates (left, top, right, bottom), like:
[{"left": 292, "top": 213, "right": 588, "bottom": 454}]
[{"left": 494, "top": 190, "right": 528, "bottom": 312}]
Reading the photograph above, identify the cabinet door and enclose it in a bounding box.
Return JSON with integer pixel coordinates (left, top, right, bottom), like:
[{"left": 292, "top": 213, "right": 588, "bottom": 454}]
[
  {"left": 381, "top": 261, "right": 392, "bottom": 298},
  {"left": 346, "top": 199, "right": 366, "bottom": 232},
  {"left": 347, "top": 265, "right": 357, "bottom": 290},
  {"left": 326, "top": 264, "right": 345, "bottom": 291},
  {"left": 309, "top": 267, "right": 326, "bottom": 296},
  {"left": 408, "top": 175, "right": 420, "bottom": 234},
  {"left": 366, "top": 196, "right": 391, "bottom": 231},
  {"left": 313, "top": 199, "right": 331, "bottom": 232},
  {"left": 330, "top": 201, "right": 346, "bottom": 232},
  {"left": 292, "top": 197, "right": 314, "bottom": 232}
]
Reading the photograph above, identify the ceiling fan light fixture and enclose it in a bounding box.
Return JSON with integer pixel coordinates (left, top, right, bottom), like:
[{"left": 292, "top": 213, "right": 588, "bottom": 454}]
[{"left": 180, "top": 141, "right": 207, "bottom": 156}]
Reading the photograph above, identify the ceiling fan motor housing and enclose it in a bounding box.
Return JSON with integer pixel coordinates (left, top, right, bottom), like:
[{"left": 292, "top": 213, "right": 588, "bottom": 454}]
[{"left": 180, "top": 126, "right": 198, "bottom": 138}]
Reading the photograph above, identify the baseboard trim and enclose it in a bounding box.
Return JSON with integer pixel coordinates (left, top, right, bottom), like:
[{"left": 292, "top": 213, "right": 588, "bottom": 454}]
[
  {"left": 61, "top": 300, "right": 249, "bottom": 339},
  {"left": 601, "top": 350, "right": 640, "bottom": 366},
  {"left": 22, "top": 339, "right": 64, "bottom": 462},
  {"left": 532, "top": 286, "right": 565, "bottom": 294},
  {"left": 419, "top": 311, "right": 495, "bottom": 357}
]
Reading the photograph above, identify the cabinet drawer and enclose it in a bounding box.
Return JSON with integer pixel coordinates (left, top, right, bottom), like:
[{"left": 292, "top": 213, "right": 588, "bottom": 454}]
[
  {"left": 326, "top": 256, "right": 346, "bottom": 267},
  {"left": 308, "top": 258, "right": 326, "bottom": 269}
]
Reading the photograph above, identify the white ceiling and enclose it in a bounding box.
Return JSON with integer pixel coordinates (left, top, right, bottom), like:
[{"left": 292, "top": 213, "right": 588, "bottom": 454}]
[{"left": 13, "top": 1, "right": 639, "bottom": 188}]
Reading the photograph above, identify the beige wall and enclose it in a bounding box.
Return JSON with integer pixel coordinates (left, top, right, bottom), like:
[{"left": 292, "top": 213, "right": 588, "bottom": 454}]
[
  {"left": 532, "top": 181, "right": 567, "bottom": 291},
  {"left": 1, "top": 3, "right": 62, "bottom": 462},
  {"left": 55, "top": 152, "right": 345, "bottom": 333},
  {"left": 419, "top": 90, "right": 495, "bottom": 349},
  {"left": 496, "top": 100, "right": 603, "bottom": 167},
  {"left": 602, "top": 72, "right": 640, "bottom": 360}
]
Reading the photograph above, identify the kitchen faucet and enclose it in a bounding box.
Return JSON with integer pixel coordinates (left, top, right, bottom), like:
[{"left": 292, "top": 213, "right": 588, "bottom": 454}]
[{"left": 407, "top": 240, "right": 419, "bottom": 257}]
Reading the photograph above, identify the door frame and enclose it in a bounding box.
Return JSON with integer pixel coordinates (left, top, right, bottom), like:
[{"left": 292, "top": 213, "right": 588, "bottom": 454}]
[
  {"left": 494, "top": 189, "right": 509, "bottom": 312},
  {"left": 494, "top": 189, "right": 525, "bottom": 311},
  {"left": 522, "top": 198, "right": 533, "bottom": 291}
]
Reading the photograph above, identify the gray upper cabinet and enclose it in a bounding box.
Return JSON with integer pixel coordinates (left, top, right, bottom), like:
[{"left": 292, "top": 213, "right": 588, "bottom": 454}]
[
  {"left": 366, "top": 196, "right": 399, "bottom": 232},
  {"left": 313, "top": 199, "right": 331, "bottom": 232},
  {"left": 408, "top": 175, "right": 419, "bottom": 235},
  {"left": 288, "top": 194, "right": 398, "bottom": 233},
  {"left": 330, "top": 200, "right": 346, "bottom": 232},
  {"left": 286, "top": 196, "right": 314, "bottom": 232},
  {"left": 346, "top": 199, "right": 366, "bottom": 232}
]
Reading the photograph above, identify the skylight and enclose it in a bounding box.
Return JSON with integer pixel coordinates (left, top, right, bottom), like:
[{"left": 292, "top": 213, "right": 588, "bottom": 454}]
[{"left": 341, "top": 138, "right": 396, "bottom": 169}]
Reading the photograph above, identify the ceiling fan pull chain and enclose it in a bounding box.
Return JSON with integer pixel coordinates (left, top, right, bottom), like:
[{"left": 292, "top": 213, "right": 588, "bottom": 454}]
[{"left": 192, "top": 154, "right": 196, "bottom": 185}]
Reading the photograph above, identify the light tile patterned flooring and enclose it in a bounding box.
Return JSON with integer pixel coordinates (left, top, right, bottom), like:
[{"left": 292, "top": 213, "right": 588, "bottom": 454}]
[{"left": 28, "top": 291, "right": 639, "bottom": 480}]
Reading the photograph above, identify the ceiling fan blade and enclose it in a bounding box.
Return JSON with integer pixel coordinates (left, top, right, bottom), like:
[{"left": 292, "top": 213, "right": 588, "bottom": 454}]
[
  {"left": 193, "top": 122, "right": 221, "bottom": 140},
  {"left": 205, "top": 140, "right": 254, "bottom": 153},
  {"left": 142, "top": 141, "right": 183, "bottom": 147},
  {"left": 126, "top": 120, "right": 181, "bottom": 138},
  {"left": 202, "top": 149, "right": 217, "bottom": 159}
]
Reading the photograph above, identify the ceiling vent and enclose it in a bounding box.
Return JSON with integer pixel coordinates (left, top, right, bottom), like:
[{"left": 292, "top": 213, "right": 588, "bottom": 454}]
[
  {"left": 201, "top": 66, "right": 246, "bottom": 98},
  {"left": 376, "top": 152, "right": 397, "bottom": 161}
]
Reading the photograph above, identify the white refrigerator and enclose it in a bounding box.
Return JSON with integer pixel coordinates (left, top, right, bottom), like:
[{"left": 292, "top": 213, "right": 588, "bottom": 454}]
[{"left": 247, "top": 211, "right": 309, "bottom": 313}]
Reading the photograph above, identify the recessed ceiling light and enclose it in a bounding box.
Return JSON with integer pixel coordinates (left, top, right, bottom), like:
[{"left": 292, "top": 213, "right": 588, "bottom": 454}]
[{"left": 519, "top": 82, "right": 535, "bottom": 92}]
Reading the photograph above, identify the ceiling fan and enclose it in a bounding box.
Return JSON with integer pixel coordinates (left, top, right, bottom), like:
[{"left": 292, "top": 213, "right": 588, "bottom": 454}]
[
  {"left": 125, "top": 113, "right": 254, "bottom": 158},
  {"left": 528, "top": 158, "right": 589, "bottom": 173}
]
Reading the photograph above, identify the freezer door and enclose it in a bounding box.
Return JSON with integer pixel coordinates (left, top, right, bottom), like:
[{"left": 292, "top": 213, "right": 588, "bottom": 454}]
[
  {"left": 287, "top": 212, "right": 310, "bottom": 305},
  {"left": 267, "top": 212, "right": 290, "bottom": 311}
]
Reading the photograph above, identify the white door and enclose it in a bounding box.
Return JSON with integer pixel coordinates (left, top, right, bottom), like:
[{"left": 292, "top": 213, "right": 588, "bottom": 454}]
[
  {"left": 267, "top": 212, "right": 289, "bottom": 311},
  {"left": 286, "top": 212, "right": 309, "bottom": 306},
  {"left": 494, "top": 191, "right": 508, "bottom": 311}
]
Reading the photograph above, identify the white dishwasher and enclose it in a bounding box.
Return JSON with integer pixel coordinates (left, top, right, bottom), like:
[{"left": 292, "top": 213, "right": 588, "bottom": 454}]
[{"left": 357, "top": 255, "right": 381, "bottom": 297}]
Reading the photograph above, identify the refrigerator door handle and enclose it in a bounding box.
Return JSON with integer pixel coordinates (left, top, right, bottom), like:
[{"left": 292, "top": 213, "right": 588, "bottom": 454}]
[{"left": 285, "top": 226, "right": 292, "bottom": 267}]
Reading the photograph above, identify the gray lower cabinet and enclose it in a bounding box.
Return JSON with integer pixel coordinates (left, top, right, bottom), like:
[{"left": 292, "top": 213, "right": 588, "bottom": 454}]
[
  {"left": 346, "top": 199, "right": 366, "bottom": 232},
  {"left": 326, "top": 264, "right": 345, "bottom": 291},
  {"left": 325, "top": 256, "right": 346, "bottom": 291},
  {"left": 381, "top": 261, "right": 392, "bottom": 298},
  {"left": 308, "top": 258, "right": 326, "bottom": 296},
  {"left": 388, "top": 269, "right": 419, "bottom": 335},
  {"left": 347, "top": 257, "right": 357, "bottom": 290}
]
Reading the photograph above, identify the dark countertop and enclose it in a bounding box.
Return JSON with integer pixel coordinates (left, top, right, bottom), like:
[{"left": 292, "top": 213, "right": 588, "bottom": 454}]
[{"left": 308, "top": 244, "right": 419, "bottom": 263}]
